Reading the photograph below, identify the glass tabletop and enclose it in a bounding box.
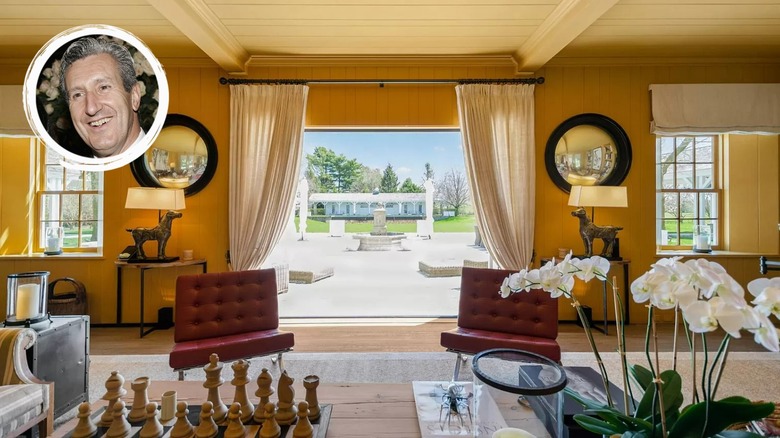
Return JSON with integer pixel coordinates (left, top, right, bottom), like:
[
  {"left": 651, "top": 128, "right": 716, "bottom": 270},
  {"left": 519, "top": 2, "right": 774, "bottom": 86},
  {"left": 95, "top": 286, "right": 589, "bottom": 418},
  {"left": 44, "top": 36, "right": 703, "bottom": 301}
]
[{"left": 472, "top": 348, "right": 567, "bottom": 396}]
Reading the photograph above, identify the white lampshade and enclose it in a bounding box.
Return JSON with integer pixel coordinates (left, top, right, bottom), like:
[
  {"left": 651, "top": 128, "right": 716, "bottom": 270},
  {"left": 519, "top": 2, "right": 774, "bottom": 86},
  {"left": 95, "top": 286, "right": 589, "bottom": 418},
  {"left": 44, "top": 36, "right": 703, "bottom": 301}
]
[
  {"left": 125, "top": 187, "right": 186, "bottom": 211},
  {"left": 568, "top": 186, "right": 627, "bottom": 208}
]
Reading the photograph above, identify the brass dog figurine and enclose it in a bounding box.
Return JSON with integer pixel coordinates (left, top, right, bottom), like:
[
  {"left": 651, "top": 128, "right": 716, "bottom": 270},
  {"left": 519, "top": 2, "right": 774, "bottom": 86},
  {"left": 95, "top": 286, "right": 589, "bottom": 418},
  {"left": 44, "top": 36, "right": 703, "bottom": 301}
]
[
  {"left": 126, "top": 210, "right": 182, "bottom": 259},
  {"left": 571, "top": 207, "right": 622, "bottom": 258}
]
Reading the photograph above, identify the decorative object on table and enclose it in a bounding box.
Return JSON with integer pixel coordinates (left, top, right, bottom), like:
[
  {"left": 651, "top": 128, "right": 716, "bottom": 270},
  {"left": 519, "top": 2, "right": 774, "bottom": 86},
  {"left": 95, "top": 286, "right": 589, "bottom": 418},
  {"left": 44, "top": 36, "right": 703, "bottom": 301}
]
[
  {"left": 568, "top": 185, "right": 627, "bottom": 259},
  {"left": 170, "top": 401, "right": 195, "bottom": 438},
  {"left": 182, "top": 249, "right": 194, "bottom": 260},
  {"left": 100, "top": 372, "right": 126, "bottom": 426},
  {"left": 139, "top": 402, "right": 164, "bottom": 438},
  {"left": 72, "top": 401, "right": 97, "bottom": 438},
  {"left": 275, "top": 370, "right": 298, "bottom": 425},
  {"left": 47, "top": 276, "right": 87, "bottom": 315},
  {"left": 125, "top": 187, "right": 186, "bottom": 262},
  {"left": 44, "top": 226, "right": 63, "bottom": 255},
  {"left": 499, "top": 254, "right": 779, "bottom": 437},
  {"left": 203, "top": 353, "right": 229, "bottom": 425},
  {"left": 254, "top": 368, "right": 275, "bottom": 423},
  {"left": 472, "top": 349, "right": 568, "bottom": 437},
  {"left": 413, "top": 381, "right": 506, "bottom": 437},
  {"left": 303, "top": 375, "right": 321, "bottom": 421},
  {"left": 230, "top": 359, "right": 254, "bottom": 423},
  {"left": 692, "top": 224, "right": 713, "bottom": 253},
  {"left": 4, "top": 271, "right": 51, "bottom": 330},
  {"left": 161, "top": 390, "right": 177, "bottom": 422},
  {"left": 129, "top": 376, "right": 152, "bottom": 423},
  {"left": 259, "top": 402, "right": 281, "bottom": 438},
  {"left": 293, "top": 401, "right": 314, "bottom": 438},
  {"left": 492, "top": 427, "right": 537, "bottom": 438},
  {"left": 545, "top": 113, "right": 632, "bottom": 193},
  {"left": 130, "top": 114, "right": 219, "bottom": 197}
]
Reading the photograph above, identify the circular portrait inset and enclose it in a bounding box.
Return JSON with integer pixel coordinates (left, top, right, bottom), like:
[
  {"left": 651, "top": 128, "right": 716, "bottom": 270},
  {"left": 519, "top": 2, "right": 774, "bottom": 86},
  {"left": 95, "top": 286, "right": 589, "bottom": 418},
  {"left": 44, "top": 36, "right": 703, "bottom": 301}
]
[{"left": 23, "top": 24, "right": 169, "bottom": 171}]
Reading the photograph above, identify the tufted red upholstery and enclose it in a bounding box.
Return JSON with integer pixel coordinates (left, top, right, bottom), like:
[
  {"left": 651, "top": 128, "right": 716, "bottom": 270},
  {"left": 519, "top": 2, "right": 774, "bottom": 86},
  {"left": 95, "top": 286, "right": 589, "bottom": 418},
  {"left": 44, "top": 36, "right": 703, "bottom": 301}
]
[
  {"left": 169, "top": 269, "right": 294, "bottom": 372},
  {"left": 441, "top": 267, "right": 561, "bottom": 364}
]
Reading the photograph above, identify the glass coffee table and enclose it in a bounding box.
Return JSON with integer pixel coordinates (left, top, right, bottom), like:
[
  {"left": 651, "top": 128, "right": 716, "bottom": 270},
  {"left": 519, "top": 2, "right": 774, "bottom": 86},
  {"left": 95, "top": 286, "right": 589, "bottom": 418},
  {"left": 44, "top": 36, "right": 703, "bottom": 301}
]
[{"left": 472, "top": 349, "right": 567, "bottom": 438}]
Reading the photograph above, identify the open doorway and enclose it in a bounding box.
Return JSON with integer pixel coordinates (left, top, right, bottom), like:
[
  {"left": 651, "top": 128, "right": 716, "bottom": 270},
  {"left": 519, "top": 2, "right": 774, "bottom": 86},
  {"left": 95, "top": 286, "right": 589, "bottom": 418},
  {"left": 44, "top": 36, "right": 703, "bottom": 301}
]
[{"left": 265, "top": 130, "right": 489, "bottom": 318}]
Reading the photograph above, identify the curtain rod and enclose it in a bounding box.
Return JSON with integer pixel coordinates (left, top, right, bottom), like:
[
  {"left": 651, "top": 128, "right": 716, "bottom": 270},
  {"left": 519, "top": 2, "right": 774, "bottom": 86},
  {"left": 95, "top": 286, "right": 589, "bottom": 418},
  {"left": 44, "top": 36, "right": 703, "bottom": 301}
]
[{"left": 218, "top": 77, "right": 544, "bottom": 86}]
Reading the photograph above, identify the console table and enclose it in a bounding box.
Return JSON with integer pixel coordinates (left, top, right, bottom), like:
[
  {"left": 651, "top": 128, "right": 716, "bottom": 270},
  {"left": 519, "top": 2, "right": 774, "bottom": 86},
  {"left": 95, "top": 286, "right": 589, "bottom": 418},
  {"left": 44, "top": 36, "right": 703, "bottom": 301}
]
[{"left": 115, "top": 259, "right": 207, "bottom": 337}]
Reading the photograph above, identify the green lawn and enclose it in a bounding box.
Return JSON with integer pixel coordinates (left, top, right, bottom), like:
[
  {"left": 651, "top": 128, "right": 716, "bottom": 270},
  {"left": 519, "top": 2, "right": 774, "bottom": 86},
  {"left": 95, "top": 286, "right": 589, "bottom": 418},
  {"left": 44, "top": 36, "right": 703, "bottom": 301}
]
[{"left": 294, "top": 215, "right": 476, "bottom": 233}]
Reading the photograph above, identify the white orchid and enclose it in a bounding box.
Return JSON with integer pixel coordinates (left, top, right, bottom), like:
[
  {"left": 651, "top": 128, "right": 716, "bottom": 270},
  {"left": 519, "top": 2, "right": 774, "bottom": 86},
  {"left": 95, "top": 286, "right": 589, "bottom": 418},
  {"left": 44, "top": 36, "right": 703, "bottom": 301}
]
[
  {"left": 746, "top": 310, "right": 780, "bottom": 352},
  {"left": 500, "top": 269, "right": 530, "bottom": 298},
  {"left": 571, "top": 256, "right": 610, "bottom": 282},
  {"left": 748, "top": 278, "right": 780, "bottom": 318},
  {"left": 683, "top": 296, "right": 745, "bottom": 337}
]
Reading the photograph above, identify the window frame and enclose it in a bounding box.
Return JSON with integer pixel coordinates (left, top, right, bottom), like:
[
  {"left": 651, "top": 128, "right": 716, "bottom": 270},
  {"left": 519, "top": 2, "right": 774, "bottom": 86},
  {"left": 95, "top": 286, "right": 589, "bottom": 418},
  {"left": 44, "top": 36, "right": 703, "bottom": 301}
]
[
  {"left": 35, "top": 140, "right": 103, "bottom": 253},
  {"left": 655, "top": 135, "right": 722, "bottom": 250}
]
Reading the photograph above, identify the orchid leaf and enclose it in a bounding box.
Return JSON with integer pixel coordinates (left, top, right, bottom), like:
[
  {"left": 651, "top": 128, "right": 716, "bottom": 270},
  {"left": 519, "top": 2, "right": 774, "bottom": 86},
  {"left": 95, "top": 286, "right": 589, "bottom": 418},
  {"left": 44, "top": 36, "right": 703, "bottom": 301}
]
[
  {"left": 668, "top": 398, "right": 774, "bottom": 438},
  {"left": 630, "top": 364, "right": 654, "bottom": 390},
  {"left": 635, "top": 370, "right": 683, "bottom": 419},
  {"left": 572, "top": 414, "right": 622, "bottom": 435}
]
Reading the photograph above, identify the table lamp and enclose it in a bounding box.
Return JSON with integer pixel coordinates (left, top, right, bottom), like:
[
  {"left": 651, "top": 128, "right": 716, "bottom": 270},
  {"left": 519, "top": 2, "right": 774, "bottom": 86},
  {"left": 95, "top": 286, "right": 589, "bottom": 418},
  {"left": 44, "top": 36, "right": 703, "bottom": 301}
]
[
  {"left": 124, "top": 187, "right": 185, "bottom": 262},
  {"left": 568, "top": 185, "right": 628, "bottom": 259}
]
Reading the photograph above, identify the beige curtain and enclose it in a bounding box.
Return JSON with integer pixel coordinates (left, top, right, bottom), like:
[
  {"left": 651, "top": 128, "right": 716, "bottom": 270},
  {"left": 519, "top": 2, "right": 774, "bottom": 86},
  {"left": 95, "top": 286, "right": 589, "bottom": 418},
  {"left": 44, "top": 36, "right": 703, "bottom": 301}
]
[
  {"left": 229, "top": 84, "right": 309, "bottom": 271},
  {"left": 456, "top": 84, "right": 535, "bottom": 270}
]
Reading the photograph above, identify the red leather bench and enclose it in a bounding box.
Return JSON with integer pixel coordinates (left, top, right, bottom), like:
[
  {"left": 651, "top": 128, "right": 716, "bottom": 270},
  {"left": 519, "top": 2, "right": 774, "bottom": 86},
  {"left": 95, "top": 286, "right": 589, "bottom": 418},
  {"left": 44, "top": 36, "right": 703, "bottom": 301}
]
[
  {"left": 441, "top": 267, "right": 560, "bottom": 379},
  {"left": 169, "top": 269, "right": 294, "bottom": 379}
]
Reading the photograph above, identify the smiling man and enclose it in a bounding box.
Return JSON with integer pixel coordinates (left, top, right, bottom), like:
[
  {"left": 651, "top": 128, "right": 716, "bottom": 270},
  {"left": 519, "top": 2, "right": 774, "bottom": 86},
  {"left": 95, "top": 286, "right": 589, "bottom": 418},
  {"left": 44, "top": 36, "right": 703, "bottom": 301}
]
[{"left": 59, "top": 37, "right": 143, "bottom": 158}]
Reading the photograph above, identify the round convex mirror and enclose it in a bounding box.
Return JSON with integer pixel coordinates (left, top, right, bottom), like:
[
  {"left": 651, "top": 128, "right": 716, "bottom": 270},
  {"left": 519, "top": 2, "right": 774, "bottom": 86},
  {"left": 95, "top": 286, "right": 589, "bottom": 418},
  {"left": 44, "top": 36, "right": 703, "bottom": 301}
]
[
  {"left": 544, "top": 113, "right": 632, "bottom": 193},
  {"left": 130, "top": 114, "right": 218, "bottom": 196}
]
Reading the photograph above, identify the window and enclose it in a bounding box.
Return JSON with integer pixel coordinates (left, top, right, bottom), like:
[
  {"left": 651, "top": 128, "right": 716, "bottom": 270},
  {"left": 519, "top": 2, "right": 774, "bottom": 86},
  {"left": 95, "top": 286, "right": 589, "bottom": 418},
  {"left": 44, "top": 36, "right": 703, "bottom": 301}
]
[
  {"left": 656, "top": 136, "right": 719, "bottom": 248},
  {"left": 38, "top": 142, "right": 103, "bottom": 252}
]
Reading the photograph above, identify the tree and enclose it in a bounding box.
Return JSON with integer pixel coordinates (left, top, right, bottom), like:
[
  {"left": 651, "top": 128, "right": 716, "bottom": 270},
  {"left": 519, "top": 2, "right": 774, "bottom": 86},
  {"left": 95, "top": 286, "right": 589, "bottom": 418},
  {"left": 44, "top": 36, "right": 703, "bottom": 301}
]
[
  {"left": 350, "top": 165, "right": 382, "bottom": 193},
  {"left": 399, "top": 177, "right": 423, "bottom": 193},
  {"left": 305, "top": 146, "right": 361, "bottom": 193},
  {"left": 437, "top": 169, "right": 470, "bottom": 216},
  {"left": 379, "top": 163, "right": 399, "bottom": 193}
]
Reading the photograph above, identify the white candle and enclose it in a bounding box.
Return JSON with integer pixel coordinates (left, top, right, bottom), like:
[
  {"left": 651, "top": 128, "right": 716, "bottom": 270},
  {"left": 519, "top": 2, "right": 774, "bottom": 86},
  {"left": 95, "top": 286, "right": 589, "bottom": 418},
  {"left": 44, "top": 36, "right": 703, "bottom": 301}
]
[
  {"left": 695, "top": 235, "right": 709, "bottom": 250},
  {"left": 492, "top": 428, "right": 537, "bottom": 438},
  {"left": 46, "top": 236, "right": 59, "bottom": 252},
  {"left": 16, "top": 283, "right": 40, "bottom": 320}
]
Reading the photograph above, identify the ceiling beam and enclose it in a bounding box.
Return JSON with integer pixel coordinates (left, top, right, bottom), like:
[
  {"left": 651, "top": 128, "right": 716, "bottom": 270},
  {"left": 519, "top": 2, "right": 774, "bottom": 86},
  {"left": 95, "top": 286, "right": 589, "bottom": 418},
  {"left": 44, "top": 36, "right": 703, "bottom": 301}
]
[
  {"left": 513, "top": 0, "right": 618, "bottom": 75},
  {"left": 148, "top": 0, "right": 249, "bottom": 74}
]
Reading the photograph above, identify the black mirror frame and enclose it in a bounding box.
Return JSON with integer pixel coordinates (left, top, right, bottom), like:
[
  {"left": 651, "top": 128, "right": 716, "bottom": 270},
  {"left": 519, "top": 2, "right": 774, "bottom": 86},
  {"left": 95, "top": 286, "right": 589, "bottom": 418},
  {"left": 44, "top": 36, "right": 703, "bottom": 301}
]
[
  {"left": 130, "top": 113, "right": 218, "bottom": 197},
  {"left": 544, "top": 113, "right": 632, "bottom": 193}
]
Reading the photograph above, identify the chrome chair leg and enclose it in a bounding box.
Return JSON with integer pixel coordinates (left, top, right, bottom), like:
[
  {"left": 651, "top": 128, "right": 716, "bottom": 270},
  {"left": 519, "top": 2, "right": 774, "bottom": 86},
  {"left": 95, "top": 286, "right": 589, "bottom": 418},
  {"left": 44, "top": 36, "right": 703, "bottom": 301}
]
[
  {"left": 272, "top": 352, "right": 286, "bottom": 372},
  {"left": 452, "top": 352, "right": 464, "bottom": 381},
  {"left": 178, "top": 370, "right": 185, "bottom": 381}
]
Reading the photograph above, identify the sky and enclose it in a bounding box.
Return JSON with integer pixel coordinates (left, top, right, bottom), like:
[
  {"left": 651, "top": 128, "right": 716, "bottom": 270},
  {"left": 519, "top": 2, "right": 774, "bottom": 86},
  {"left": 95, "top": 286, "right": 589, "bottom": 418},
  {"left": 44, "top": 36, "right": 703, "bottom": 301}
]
[{"left": 302, "top": 130, "right": 465, "bottom": 184}]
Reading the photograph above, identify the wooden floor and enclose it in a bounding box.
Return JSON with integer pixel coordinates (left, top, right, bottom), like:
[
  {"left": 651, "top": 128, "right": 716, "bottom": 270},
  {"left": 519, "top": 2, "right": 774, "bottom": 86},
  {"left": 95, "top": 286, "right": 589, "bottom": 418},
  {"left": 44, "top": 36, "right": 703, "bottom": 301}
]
[{"left": 89, "top": 318, "right": 768, "bottom": 355}]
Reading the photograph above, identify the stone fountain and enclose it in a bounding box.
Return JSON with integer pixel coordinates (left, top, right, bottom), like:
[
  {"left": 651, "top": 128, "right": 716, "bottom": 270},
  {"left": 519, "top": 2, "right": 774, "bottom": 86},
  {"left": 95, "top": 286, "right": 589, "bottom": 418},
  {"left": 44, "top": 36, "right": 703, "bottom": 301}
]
[{"left": 352, "top": 204, "right": 407, "bottom": 251}]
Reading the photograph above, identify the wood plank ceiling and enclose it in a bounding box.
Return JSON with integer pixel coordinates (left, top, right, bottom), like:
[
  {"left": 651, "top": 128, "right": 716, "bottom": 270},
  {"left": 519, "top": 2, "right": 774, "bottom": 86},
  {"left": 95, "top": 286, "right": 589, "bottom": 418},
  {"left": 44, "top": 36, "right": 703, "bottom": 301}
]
[{"left": 0, "top": 0, "right": 779, "bottom": 75}]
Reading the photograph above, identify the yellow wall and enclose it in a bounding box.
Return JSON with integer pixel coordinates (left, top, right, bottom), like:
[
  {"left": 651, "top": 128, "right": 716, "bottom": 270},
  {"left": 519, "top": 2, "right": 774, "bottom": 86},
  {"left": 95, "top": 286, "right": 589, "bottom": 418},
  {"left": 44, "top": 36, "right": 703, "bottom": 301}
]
[{"left": 1, "top": 59, "right": 779, "bottom": 324}]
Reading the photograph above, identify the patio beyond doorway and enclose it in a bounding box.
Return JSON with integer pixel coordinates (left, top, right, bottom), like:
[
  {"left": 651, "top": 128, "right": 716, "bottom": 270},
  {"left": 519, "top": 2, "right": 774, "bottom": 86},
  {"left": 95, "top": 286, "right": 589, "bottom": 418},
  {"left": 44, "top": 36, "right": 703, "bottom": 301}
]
[{"left": 267, "top": 232, "right": 489, "bottom": 318}]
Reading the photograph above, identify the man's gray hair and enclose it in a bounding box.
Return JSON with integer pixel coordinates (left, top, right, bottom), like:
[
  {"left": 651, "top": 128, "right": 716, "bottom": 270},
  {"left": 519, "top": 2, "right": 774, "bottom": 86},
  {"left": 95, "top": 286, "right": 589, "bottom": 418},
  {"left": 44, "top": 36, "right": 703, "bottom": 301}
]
[{"left": 59, "top": 36, "right": 137, "bottom": 103}]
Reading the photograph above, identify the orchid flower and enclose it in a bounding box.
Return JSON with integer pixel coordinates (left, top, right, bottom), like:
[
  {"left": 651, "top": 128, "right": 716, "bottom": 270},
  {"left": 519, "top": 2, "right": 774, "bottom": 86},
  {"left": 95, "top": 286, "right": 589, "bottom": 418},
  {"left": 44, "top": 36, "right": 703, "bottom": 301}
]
[
  {"left": 683, "top": 296, "right": 746, "bottom": 337},
  {"left": 742, "top": 307, "right": 780, "bottom": 351},
  {"left": 571, "top": 256, "right": 610, "bottom": 282},
  {"left": 747, "top": 278, "right": 780, "bottom": 318},
  {"left": 500, "top": 269, "right": 531, "bottom": 298}
]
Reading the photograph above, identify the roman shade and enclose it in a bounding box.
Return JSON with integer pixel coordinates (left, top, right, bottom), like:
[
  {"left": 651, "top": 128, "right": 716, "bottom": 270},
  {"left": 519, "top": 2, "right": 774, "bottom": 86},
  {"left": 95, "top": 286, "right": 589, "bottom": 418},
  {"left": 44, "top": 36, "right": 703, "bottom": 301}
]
[
  {"left": 649, "top": 83, "right": 780, "bottom": 135},
  {"left": 0, "top": 86, "right": 34, "bottom": 137}
]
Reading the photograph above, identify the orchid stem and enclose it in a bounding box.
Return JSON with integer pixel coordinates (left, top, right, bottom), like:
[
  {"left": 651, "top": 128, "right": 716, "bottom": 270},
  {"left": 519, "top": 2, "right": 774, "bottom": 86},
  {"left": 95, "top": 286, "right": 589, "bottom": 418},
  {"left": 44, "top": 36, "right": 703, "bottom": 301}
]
[
  {"left": 574, "top": 299, "right": 613, "bottom": 407},
  {"left": 672, "top": 305, "right": 679, "bottom": 371},
  {"left": 651, "top": 310, "right": 668, "bottom": 438},
  {"left": 709, "top": 335, "right": 731, "bottom": 400},
  {"left": 610, "top": 276, "right": 631, "bottom": 415}
]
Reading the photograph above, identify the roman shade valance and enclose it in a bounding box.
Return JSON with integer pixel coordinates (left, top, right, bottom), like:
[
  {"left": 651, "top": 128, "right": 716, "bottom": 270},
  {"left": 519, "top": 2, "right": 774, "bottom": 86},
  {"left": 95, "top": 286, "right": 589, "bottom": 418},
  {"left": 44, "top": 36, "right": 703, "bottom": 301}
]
[
  {"left": 649, "top": 83, "right": 780, "bottom": 135},
  {"left": 0, "top": 86, "right": 33, "bottom": 137}
]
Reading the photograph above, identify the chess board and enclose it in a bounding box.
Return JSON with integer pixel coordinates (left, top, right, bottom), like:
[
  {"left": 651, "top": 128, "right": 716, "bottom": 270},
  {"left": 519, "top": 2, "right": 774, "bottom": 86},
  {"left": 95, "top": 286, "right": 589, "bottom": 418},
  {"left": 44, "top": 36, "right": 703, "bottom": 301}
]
[{"left": 65, "top": 403, "right": 332, "bottom": 438}]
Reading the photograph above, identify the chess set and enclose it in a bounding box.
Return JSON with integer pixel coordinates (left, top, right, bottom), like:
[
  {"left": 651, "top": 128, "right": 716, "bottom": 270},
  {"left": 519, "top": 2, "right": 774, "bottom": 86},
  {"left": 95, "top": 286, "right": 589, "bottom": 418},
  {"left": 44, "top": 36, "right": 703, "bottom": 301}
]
[{"left": 67, "top": 353, "right": 330, "bottom": 438}]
